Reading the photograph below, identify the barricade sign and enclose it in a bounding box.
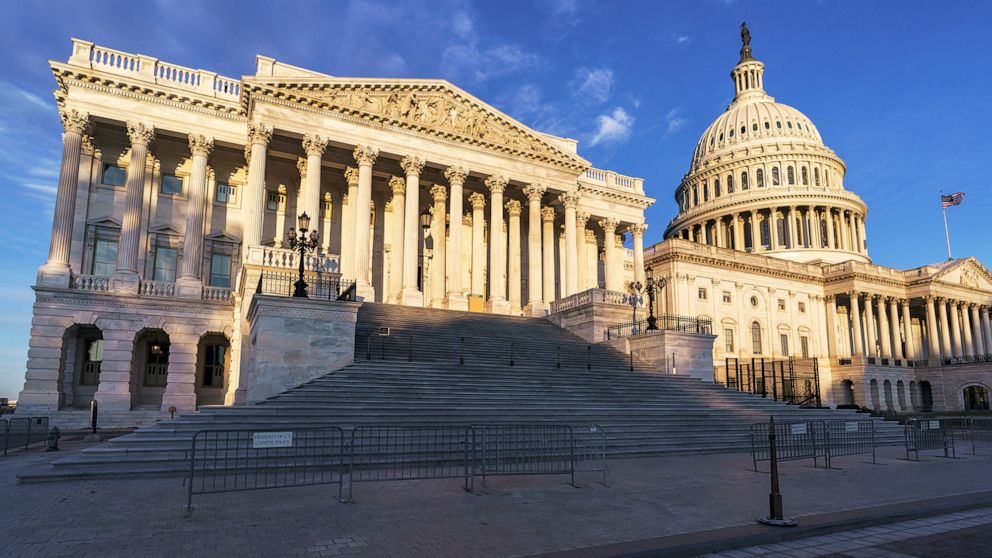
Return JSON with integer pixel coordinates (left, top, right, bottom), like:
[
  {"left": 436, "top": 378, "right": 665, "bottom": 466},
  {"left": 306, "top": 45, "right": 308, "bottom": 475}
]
[
  {"left": 751, "top": 418, "right": 877, "bottom": 470},
  {"left": 750, "top": 419, "right": 818, "bottom": 470}
]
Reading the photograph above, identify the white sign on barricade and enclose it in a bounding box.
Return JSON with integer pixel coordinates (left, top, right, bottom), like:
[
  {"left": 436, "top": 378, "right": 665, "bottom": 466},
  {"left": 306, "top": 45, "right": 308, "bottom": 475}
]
[
  {"left": 252, "top": 431, "right": 294, "bottom": 448},
  {"left": 845, "top": 422, "right": 859, "bottom": 433},
  {"left": 790, "top": 423, "right": 807, "bottom": 435},
  {"left": 929, "top": 420, "right": 941, "bottom": 430}
]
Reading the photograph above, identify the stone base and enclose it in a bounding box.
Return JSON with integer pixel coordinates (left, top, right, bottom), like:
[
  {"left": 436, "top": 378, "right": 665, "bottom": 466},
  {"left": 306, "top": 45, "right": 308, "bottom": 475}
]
[
  {"left": 175, "top": 276, "right": 203, "bottom": 298},
  {"left": 607, "top": 330, "right": 717, "bottom": 382},
  {"left": 523, "top": 301, "right": 550, "bottom": 317},
  {"left": 444, "top": 292, "right": 469, "bottom": 311},
  {"left": 111, "top": 270, "right": 140, "bottom": 295},
  {"left": 94, "top": 392, "right": 133, "bottom": 412},
  {"left": 355, "top": 281, "right": 375, "bottom": 302},
  {"left": 36, "top": 263, "right": 72, "bottom": 289},
  {"left": 486, "top": 298, "right": 511, "bottom": 315},
  {"left": 397, "top": 288, "right": 424, "bottom": 307}
]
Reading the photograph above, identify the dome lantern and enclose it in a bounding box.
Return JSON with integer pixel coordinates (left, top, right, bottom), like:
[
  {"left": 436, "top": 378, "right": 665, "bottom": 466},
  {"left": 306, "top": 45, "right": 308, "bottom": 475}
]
[{"left": 730, "top": 22, "right": 769, "bottom": 104}]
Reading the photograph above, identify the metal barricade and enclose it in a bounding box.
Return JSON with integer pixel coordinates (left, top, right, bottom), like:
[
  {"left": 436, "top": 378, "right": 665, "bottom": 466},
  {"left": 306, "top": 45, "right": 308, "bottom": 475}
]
[
  {"left": 904, "top": 418, "right": 956, "bottom": 460},
  {"left": 572, "top": 424, "right": 609, "bottom": 486},
  {"left": 967, "top": 418, "right": 992, "bottom": 455},
  {"left": 476, "top": 424, "right": 575, "bottom": 487},
  {"left": 347, "top": 426, "right": 474, "bottom": 501},
  {"left": 750, "top": 419, "right": 819, "bottom": 471},
  {"left": 2, "top": 416, "right": 49, "bottom": 456},
  {"left": 186, "top": 427, "right": 345, "bottom": 515},
  {"left": 818, "top": 419, "right": 876, "bottom": 468}
]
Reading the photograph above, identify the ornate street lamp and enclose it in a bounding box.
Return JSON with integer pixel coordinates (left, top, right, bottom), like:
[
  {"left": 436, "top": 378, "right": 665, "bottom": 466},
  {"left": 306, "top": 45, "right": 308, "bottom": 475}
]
[
  {"left": 628, "top": 281, "right": 644, "bottom": 336},
  {"left": 287, "top": 212, "right": 320, "bottom": 298},
  {"left": 644, "top": 277, "right": 667, "bottom": 330}
]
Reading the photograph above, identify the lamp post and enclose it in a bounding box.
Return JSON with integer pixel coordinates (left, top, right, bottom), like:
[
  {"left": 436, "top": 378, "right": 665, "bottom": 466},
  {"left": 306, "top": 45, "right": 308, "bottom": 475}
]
[
  {"left": 287, "top": 212, "right": 320, "bottom": 298},
  {"left": 628, "top": 281, "right": 644, "bottom": 336},
  {"left": 420, "top": 209, "right": 432, "bottom": 306},
  {"left": 644, "top": 277, "right": 667, "bottom": 331}
]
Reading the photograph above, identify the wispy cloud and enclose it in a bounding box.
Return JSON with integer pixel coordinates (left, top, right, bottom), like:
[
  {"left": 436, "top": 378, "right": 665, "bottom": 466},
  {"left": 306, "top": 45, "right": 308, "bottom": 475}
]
[
  {"left": 572, "top": 67, "right": 614, "bottom": 103},
  {"left": 664, "top": 108, "right": 687, "bottom": 137},
  {"left": 589, "top": 107, "right": 634, "bottom": 146},
  {"left": 441, "top": 8, "right": 540, "bottom": 82},
  {"left": 675, "top": 34, "right": 691, "bottom": 46}
]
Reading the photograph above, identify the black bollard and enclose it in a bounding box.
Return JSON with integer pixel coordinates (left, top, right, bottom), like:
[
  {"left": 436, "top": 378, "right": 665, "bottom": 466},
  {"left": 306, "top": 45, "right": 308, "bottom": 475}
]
[
  {"left": 46, "top": 426, "right": 60, "bottom": 452},
  {"left": 89, "top": 399, "right": 98, "bottom": 434},
  {"left": 759, "top": 416, "right": 796, "bottom": 526}
]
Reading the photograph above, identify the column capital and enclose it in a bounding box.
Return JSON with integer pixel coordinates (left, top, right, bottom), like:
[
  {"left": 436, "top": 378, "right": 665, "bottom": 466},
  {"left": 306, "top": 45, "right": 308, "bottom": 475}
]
[
  {"left": 575, "top": 211, "right": 589, "bottom": 227},
  {"left": 485, "top": 174, "right": 508, "bottom": 194},
  {"left": 584, "top": 229, "right": 596, "bottom": 242},
  {"left": 627, "top": 223, "right": 648, "bottom": 238},
  {"left": 430, "top": 183, "right": 447, "bottom": 202},
  {"left": 353, "top": 145, "right": 379, "bottom": 167},
  {"left": 824, "top": 294, "right": 836, "bottom": 303},
  {"left": 296, "top": 156, "right": 307, "bottom": 178},
  {"left": 389, "top": 175, "right": 406, "bottom": 195},
  {"left": 401, "top": 155, "right": 425, "bottom": 176},
  {"left": 558, "top": 192, "right": 580, "bottom": 209},
  {"left": 981, "top": 305, "right": 991, "bottom": 313},
  {"left": 598, "top": 218, "right": 620, "bottom": 234},
  {"left": 523, "top": 184, "right": 547, "bottom": 202},
  {"left": 468, "top": 191, "right": 486, "bottom": 210},
  {"left": 188, "top": 133, "right": 214, "bottom": 157},
  {"left": 443, "top": 165, "right": 467, "bottom": 185},
  {"left": 303, "top": 133, "right": 328, "bottom": 157},
  {"left": 898, "top": 298, "right": 911, "bottom": 306},
  {"left": 541, "top": 206, "right": 556, "bottom": 222},
  {"left": 463, "top": 213, "right": 473, "bottom": 226},
  {"left": 847, "top": 290, "right": 861, "bottom": 300},
  {"left": 505, "top": 199, "right": 522, "bottom": 216},
  {"left": 247, "top": 122, "right": 272, "bottom": 146},
  {"left": 344, "top": 167, "right": 359, "bottom": 186},
  {"left": 126, "top": 121, "right": 155, "bottom": 147},
  {"left": 924, "top": 295, "right": 937, "bottom": 303},
  {"left": 59, "top": 108, "right": 89, "bottom": 135}
]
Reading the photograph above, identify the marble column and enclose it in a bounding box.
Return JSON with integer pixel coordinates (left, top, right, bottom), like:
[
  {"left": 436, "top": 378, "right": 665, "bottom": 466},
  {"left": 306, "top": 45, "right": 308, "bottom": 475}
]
[
  {"left": 559, "top": 193, "right": 580, "bottom": 296},
  {"left": 341, "top": 168, "right": 359, "bottom": 281},
  {"left": 443, "top": 167, "right": 469, "bottom": 310},
  {"left": 485, "top": 175, "right": 510, "bottom": 314},
  {"left": 629, "top": 224, "right": 647, "bottom": 287},
  {"left": 937, "top": 298, "right": 953, "bottom": 358},
  {"left": 961, "top": 302, "right": 975, "bottom": 357},
  {"left": 826, "top": 208, "right": 836, "bottom": 249},
  {"left": 541, "top": 207, "right": 556, "bottom": 303},
  {"left": 849, "top": 292, "right": 864, "bottom": 356},
  {"left": 715, "top": 218, "right": 725, "bottom": 247},
  {"left": 857, "top": 215, "right": 868, "bottom": 255},
  {"left": 575, "top": 212, "right": 589, "bottom": 291},
  {"left": 824, "top": 295, "right": 838, "bottom": 358},
  {"left": 971, "top": 304, "right": 986, "bottom": 356},
  {"left": 888, "top": 298, "right": 903, "bottom": 361},
  {"left": 877, "top": 296, "right": 892, "bottom": 359},
  {"left": 352, "top": 146, "right": 378, "bottom": 300},
  {"left": 387, "top": 176, "right": 406, "bottom": 300},
  {"left": 769, "top": 211, "right": 779, "bottom": 249},
  {"left": 429, "top": 184, "right": 447, "bottom": 308},
  {"left": 788, "top": 206, "right": 798, "bottom": 248},
  {"left": 506, "top": 199, "right": 522, "bottom": 314},
  {"left": 176, "top": 134, "right": 213, "bottom": 297},
  {"left": 301, "top": 134, "right": 327, "bottom": 229},
  {"left": 925, "top": 297, "right": 941, "bottom": 360},
  {"left": 39, "top": 108, "right": 88, "bottom": 287},
  {"left": 523, "top": 185, "right": 547, "bottom": 316},
  {"left": 948, "top": 300, "right": 963, "bottom": 358},
  {"left": 864, "top": 295, "right": 878, "bottom": 358},
  {"left": 321, "top": 193, "right": 333, "bottom": 253},
  {"left": 112, "top": 121, "right": 155, "bottom": 293},
  {"left": 731, "top": 214, "right": 742, "bottom": 250},
  {"left": 982, "top": 306, "right": 992, "bottom": 356},
  {"left": 901, "top": 299, "right": 916, "bottom": 361},
  {"left": 600, "top": 218, "right": 621, "bottom": 291},
  {"left": 397, "top": 155, "right": 423, "bottom": 306},
  {"left": 750, "top": 211, "right": 760, "bottom": 251},
  {"left": 469, "top": 192, "right": 486, "bottom": 297},
  {"left": 243, "top": 123, "right": 272, "bottom": 254}
]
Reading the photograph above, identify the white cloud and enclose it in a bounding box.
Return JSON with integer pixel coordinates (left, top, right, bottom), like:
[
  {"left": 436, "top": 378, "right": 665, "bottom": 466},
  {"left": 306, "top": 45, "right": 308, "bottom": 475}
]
[
  {"left": 572, "top": 68, "right": 614, "bottom": 103},
  {"left": 664, "top": 108, "right": 687, "bottom": 137},
  {"left": 23, "top": 181, "right": 58, "bottom": 195},
  {"left": 452, "top": 10, "right": 474, "bottom": 39},
  {"left": 441, "top": 7, "right": 540, "bottom": 82},
  {"left": 547, "top": 0, "right": 580, "bottom": 28},
  {"left": 675, "top": 35, "right": 691, "bottom": 46},
  {"left": 589, "top": 107, "right": 634, "bottom": 146}
]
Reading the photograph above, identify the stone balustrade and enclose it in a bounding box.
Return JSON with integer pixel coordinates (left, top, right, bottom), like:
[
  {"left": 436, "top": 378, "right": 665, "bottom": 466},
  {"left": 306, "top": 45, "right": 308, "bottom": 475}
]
[
  {"left": 580, "top": 167, "right": 645, "bottom": 195},
  {"left": 138, "top": 280, "right": 176, "bottom": 297},
  {"left": 202, "top": 286, "right": 233, "bottom": 302},
  {"left": 70, "top": 274, "right": 110, "bottom": 292},
  {"left": 550, "top": 288, "right": 630, "bottom": 313},
  {"left": 246, "top": 245, "right": 341, "bottom": 275}
]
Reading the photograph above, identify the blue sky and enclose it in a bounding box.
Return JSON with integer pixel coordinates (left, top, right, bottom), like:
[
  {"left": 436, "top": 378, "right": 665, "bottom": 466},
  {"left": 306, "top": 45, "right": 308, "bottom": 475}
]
[{"left": 0, "top": 1, "right": 990, "bottom": 398}]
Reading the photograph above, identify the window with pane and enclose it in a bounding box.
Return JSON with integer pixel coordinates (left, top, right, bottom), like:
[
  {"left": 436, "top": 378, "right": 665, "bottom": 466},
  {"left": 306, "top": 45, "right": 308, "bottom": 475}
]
[
  {"left": 814, "top": 168, "right": 820, "bottom": 186},
  {"left": 203, "top": 345, "right": 226, "bottom": 387},
  {"left": 722, "top": 291, "right": 732, "bottom": 303},
  {"left": 80, "top": 339, "right": 103, "bottom": 386},
  {"left": 760, "top": 219, "right": 771, "bottom": 248},
  {"left": 772, "top": 167, "right": 780, "bottom": 185},
  {"left": 698, "top": 288, "right": 708, "bottom": 300},
  {"left": 714, "top": 178, "right": 720, "bottom": 197},
  {"left": 144, "top": 342, "right": 169, "bottom": 387},
  {"left": 726, "top": 175, "right": 733, "bottom": 193},
  {"left": 209, "top": 253, "right": 232, "bottom": 288},
  {"left": 777, "top": 299, "right": 786, "bottom": 311},
  {"left": 91, "top": 239, "right": 118, "bottom": 277},
  {"left": 776, "top": 218, "right": 787, "bottom": 247},
  {"left": 800, "top": 336, "right": 810, "bottom": 359},
  {"left": 740, "top": 171, "right": 748, "bottom": 190},
  {"left": 751, "top": 322, "right": 762, "bottom": 354},
  {"left": 801, "top": 167, "right": 809, "bottom": 185},
  {"left": 102, "top": 164, "right": 127, "bottom": 186},
  {"left": 267, "top": 191, "right": 280, "bottom": 211},
  {"left": 161, "top": 174, "right": 183, "bottom": 195},
  {"left": 780, "top": 334, "right": 790, "bottom": 356},
  {"left": 725, "top": 329, "right": 735, "bottom": 352},
  {"left": 216, "top": 183, "right": 237, "bottom": 204},
  {"left": 153, "top": 247, "right": 178, "bottom": 282},
  {"left": 798, "top": 302, "right": 807, "bottom": 313},
  {"left": 787, "top": 166, "right": 795, "bottom": 185},
  {"left": 756, "top": 168, "right": 764, "bottom": 187}
]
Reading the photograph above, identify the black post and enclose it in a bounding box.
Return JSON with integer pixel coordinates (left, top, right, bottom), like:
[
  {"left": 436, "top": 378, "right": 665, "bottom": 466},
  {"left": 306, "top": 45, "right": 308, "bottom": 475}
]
[
  {"left": 759, "top": 416, "right": 796, "bottom": 526},
  {"left": 293, "top": 244, "right": 308, "bottom": 298},
  {"left": 89, "top": 399, "right": 98, "bottom": 434},
  {"left": 557, "top": 345, "right": 561, "bottom": 368},
  {"left": 510, "top": 340, "right": 515, "bottom": 367},
  {"left": 409, "top": 334, "right": 414, "bottom": 362},
  {"left": 771, "top": 360, "right": 779, "bottom": 401},
  {"left": 629, "top": 350, "right": 634, "bottom": 372},
  {"left": 460, "top": 337, "right": 465, "bottom": 365},
  {"left": 587, "top": 345, "right": 592, "bottom": 370},
  {"left": 366, "top": 335, "right": 372, "bottom": 360}
]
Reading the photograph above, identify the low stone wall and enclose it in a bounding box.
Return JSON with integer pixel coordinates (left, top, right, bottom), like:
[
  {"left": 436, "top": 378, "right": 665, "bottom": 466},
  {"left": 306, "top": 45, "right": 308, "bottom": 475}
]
[
  {"left": 547, "top": 301, "right": 632, "bottom": 343},
  {"left": 243, "top": 295, "right": 360, "bottom": 404},
  {"left": 608, "top": 330, "right": 717, "bottom": 382}
]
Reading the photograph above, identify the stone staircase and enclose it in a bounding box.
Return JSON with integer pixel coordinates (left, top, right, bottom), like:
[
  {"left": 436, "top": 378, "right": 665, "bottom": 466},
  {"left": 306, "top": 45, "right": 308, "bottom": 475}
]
[{"left": 22, "top": 303, "right": 903, "bottom": 481}]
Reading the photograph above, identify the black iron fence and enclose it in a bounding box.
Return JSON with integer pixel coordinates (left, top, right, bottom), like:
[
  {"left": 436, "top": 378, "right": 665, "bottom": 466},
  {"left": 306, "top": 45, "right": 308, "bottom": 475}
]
[
  {"left": 2, "top": 417, "right": 49, "bottom": 456},
  {"left": 716, "top": 357, "right": 821, "bottom": 407},
  {"left": 606, "top": 314, "right": 712, "bottom": 340},
  {"left": 750, "top": 418, "right": 877, "bottom": 471},
  {"left": 256, "top": 271, "right": 356, "bottom": 301},
  {"left": 904, "top": 417, "right": 956, "bottom": 460}
]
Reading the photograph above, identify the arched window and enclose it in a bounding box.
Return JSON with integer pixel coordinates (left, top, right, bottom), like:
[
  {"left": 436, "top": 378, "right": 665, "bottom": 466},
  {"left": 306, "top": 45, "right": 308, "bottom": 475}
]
[
  {"left": 692, "top": 185, "right": 698, "bottom": 206},
  {"left": 719, "top": 133, "right": 724, "bottom": 141},
  {"left": 740, "top": 126, "right": 746, "bottom": 135},
  {"left": 756, "top": 168, "right": 764, "bottom": 187},
  {"left": 814, "top": 168, "right": 820, "bottom": 187},
  {"left": 752, "top": 123, "right": 758, "bottom": 132},
  {"left": 787, "top": 166, "right": 795, "bottom": 185},
  {"left": 726, "top": 174, "right": 733, "bottom": 193},
  {"left": 730, "top": 129, "right": 735, "bottom": 137},
  {"left": 764, "top": 121, "right": 770, "bottom": 130},
  {"left": 787, "top": 121, "right": 793, "bottom": 129},
  {"left": 713, "top": 177, "right": 720, "bottom": 197},
  {"left": 751, "top": 322, "right": 762, "bottom": 354},
  {"left": 776, "top": 121, "right": 782, "bottom": 129},
  {"left": 741, "top": 171, "right": 749, "bottom": 190},
  {"left": 772, "top": 167, "right": 780, "bottom": 185},
  {"left": 801, "top": 167, "right": 809, "bottom": 185},
  {"left": 703, "top": 182, "right": 709, "bottom": 202}
]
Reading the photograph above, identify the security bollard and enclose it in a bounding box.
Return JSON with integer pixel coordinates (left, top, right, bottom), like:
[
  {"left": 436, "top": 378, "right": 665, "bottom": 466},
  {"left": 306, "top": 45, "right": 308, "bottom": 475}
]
[
  {"left": 46, "top": 426, "right": 60, "bottom": 452},
  {"left": 759, "top": 416, "right": 796, "bottom": 526}
]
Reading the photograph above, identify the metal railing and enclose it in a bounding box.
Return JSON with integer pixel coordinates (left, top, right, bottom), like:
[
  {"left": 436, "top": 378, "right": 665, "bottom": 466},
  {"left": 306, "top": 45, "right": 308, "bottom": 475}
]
[
  {"left": 750, "top": 419, "right": 819, "bottom": 470},
  {"left": 2, "top": 417, "right": 49, "bottom": 456},
  {"left": 606, "top": 314, "right": 713, "bottom": 340},
  {"left": 476, "top": 424, "right": 575, "bottom": 487},
  {"left": 750, "top": 418, "right": 877, "bottom": 471},
  {"left": 904, "top": 417, "right": 956, "bottom": 461},
  {"left": 716, "top": 357, "right": 821, "bottom": 407},
  {"left": 255, "top": 271, "right": 356, "bottom": 301},
  {"left": 573, "top": 424, "right": 609, "bottom": 486},
  {"left": 186, "top": 427, "right": 346, "bottom": 515}
]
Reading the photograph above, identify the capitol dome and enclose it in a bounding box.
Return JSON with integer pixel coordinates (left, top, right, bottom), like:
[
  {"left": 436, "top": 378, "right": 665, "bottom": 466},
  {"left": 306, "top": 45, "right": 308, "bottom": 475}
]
[{"left": 665, "top": 25, "right": 870, "bottom": 265}]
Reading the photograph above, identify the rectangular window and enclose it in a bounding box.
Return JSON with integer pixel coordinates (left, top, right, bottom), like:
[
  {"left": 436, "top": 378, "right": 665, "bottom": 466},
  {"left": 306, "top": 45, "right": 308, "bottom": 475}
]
[
  {"left": 101, "top": 164, "right": 126, "bottom": 186},
  {"left": 153, "top": 247, "right": 178, "bottom": 282},
  {"left": 161, "top": 174, "right": 183, "bottom": 195},
  {"left": 725, "top": 329, "right": 735, "bottom": 352},
  {"left": 801, "top": 336, "right": 810, "bottom": 359},
  {"left": 216, "top": 183, "right": 237, "bottom": 204},
  {"left": 80, "top": 339, "right": 103, "bottom": 386},
  {"left": 798, "top": 302, "right": 807, "bottom": 313},
  {"left": 780, "top": 334, "right": 790, "bottom": 356},
  {"left": 209, "top": 253, "right": 232, "bottom": 288},
  {"left": 267, "top": 192, "right": 280, "bottom": 211},
  {"left": 91, "top": 239, "right": 118, "bottom": 277},
  {"left": 722, "top": 291, "right": 732, "bottom": 303},
  {"left": 203, "top": 345, "right": 226, "bottom": 387},
  {"left": 778, "top": 299, "right": 786, "bottom": 311},
  {"left": 698, "top": 288, "right": 708, "bottom": 300}
]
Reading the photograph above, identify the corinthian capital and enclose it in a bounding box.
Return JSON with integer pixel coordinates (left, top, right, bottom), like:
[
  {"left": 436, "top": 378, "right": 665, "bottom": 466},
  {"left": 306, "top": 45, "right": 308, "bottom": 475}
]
[
  {"left": 522, "top": 184, "right": 546, "bottom": 203},
  {"left": 541, "top": 206, "right": 556, "bottom": 221},
  {"left": 247, "top": 122, "right": 272, "bottom": 146},
  {"left": 505, "top": 199, "right": 522, "bottom": 216},
  {"left": 296, "top": 157, "right": 307, "bottom": 178},
  {"left": 485, "top": 175, "right": 508, "bottom": 195},
  {"left": 558, "top": 191, "right": 580, "bottom": 209},
  {"left": 431, "top": 184, "right": 448, "bottom": 202},
  {"left": 344, "top": 167, "right": 359, "bottom": 185},
  {"left": 575, "top": 212, "right": 589, "bottom": 227},
  {"left": 627, "top": 223, "right": 648, "bottom": 238},
  {"left": 353, "top": 145, "right": 379, "bottom": 167},
  {"left": 59, "top": 108, "right": 89, "bottom": 135},
  {"left": 303, "top": 133, "right": 328, "bottom": 157},
  {"left": 468, "top": 191, "right": 486, "bottom": 210},
  {"left": 444, "top": 165, "right": 468, "bottom": 185},
  {"left": 389, "top": 175, "right": 406, "bottom": 195},
  {"left": 188, "top": 133, "right": 214, "bottom": 157},
  {"left": 598, "top": 218, "right": 620, "bottom": 234},
  {"left": 401, "top": 155, "right": 425, "bottom": 177},
  {"left": 126, "top": 121, "right": 155, "bottom": 146}
]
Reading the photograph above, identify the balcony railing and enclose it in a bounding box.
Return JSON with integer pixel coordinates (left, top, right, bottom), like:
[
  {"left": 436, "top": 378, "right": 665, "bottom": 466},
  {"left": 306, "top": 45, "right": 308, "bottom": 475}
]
[
  {"left": 256, "top": 271, "right": 356, "bottom": 301},
  {"left": 202, "top": 286, "right": 233, "bottom": 302},
  {"left": 549, "top": 288, "right": 631, "bottom": 313},
  {"left": 139, "top": 280, "right": 176, "bottom": 297},
  {"left": 245, "top": 245, "right": 340, "bottom": 274},
  {"left": 606, "top": 315, "right": 713, "bottom": 340},
  {"left": 580, "top": 168, "right": 645, "bottom": 195},
  {"left": 70, "top": 274, "right": 110, "bottom": 292}
]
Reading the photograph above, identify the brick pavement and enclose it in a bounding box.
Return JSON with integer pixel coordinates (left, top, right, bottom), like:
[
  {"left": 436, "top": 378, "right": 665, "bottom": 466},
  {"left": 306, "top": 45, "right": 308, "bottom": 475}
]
[{"left": 2, "top": 440, "right": 992, "bottom": 557}]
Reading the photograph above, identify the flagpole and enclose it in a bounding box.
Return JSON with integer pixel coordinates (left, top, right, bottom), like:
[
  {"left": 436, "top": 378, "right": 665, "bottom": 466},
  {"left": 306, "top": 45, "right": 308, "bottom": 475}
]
[{"left": 941, "top": 191, "right": 952, "bottom": 261}]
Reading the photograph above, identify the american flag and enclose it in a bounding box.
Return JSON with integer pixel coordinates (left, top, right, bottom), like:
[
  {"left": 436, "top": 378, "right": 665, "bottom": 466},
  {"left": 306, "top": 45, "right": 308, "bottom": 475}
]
[{"left": 941, "top": 192, "right": 964, "bottom": 208}]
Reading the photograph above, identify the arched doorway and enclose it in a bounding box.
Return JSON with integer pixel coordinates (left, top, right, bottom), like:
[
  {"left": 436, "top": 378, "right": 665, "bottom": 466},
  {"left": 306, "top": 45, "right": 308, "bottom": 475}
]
[
  {"left": 920, "top": 381, "right": 934, "bottom": 412},
  {"left": 869, "top": 379, "right": 881, "bottom": 411},
  {"left": 883, "top": 380, "right": 894, "bottom": 412},
  {"left": 963, "top": 385, "right": 991, "bottom": 411},
  {"left": 909, "top": 381, "right": 920, "bottom": 410},
  {"left": 839, "top": 379, "right": 856, "bottom": 406},
  {"left": 131, "top": 329, "right": 170, "bottom": 409},
  {"left": 57, "top": 325, "right": 103, "bottom": 409},
  {"left": 196, "top": 333, "right": 230, "bottom": 408},
  {"left": 896, "top": 380, "right": 907, "bottom": 411}
]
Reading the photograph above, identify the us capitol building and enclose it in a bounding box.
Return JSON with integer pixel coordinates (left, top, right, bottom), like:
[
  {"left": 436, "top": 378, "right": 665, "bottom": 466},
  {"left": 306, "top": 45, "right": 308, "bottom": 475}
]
[{"left": 15, "top": 31, "right": 992, "bottom": 424}]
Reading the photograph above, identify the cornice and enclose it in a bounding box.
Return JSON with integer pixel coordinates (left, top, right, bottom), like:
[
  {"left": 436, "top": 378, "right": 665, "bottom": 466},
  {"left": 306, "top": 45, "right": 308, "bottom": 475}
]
[{"left": 576, "top": 183, "right": 654, "bottom": 208}]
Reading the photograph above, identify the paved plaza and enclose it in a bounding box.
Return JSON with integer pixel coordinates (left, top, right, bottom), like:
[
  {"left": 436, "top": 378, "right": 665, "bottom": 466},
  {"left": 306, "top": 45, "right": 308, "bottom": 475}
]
[{"left": 3, "top": 437, "right": 992, "bottom": 557}]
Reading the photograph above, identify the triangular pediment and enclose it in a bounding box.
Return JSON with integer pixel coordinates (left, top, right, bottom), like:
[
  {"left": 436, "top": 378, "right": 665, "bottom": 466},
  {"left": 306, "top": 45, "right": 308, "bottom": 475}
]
[
  {"left": 86, "top": 216, "right": 121, "bottom": 228},
  {"left": 932, "top": 257, "right": 992, "bottom": 292},
  {"left": 244, "top": 77, "right": 589, "bottom": 172},
  {"left": 206, "top": 232, "right": 242, "bottom": 243},
  {"left": 149, "top": 223, "right": 183, "bottom": 236}
]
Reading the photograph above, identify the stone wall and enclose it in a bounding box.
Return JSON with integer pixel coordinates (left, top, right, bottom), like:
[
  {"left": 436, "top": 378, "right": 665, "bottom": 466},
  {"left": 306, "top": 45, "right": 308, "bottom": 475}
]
[
  {"left": 607, "top": 330, "right": 717, "bottom": 382},
  {"left": 243, "top": 295, "right": 359, "bottom": 404}
]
